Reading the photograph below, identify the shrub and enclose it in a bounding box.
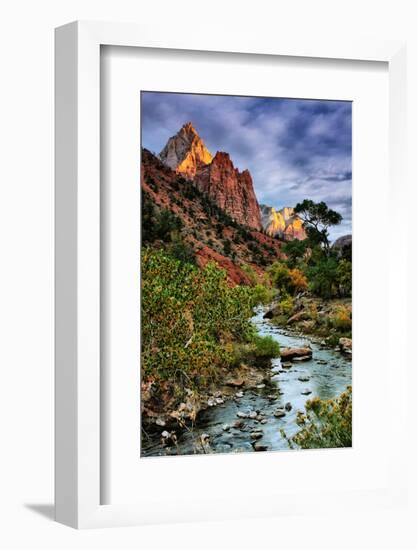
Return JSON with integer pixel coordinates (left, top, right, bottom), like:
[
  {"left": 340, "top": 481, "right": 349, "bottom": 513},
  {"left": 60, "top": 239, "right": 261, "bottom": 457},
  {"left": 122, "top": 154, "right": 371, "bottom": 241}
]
[
  {"left": 279, "top": 293, "right": 295, "bottom": 316},
  {"left": 268, "top": 262, "right": 291, "bottom": 292},
  {"left": 241, "top": 263, "right": 259, "bottom": 286},
  {"left": 250, "top": 284, "right": 274, "bottom": 307},
  {"left": 329, "top": 305, "right": 352, "bottom": 332},
  {"left": 306, "top": 256, "right": 339, "bottom": 299},
  {"left": 251, "top": 335, "right": 280, "bottom": 359},
  {"left": 336, "top": 259, "right": 352, "bottom": 297},
  {"left": 281, "top": 386, "right": 352, "bottom": 449},
  {"left": 326, "top": 332, "right": 351, "bottom": 347},
  {"left": 269, "top": 262, "right": 308, "bottom": 295},
  {"left": 168, "top": 240, "right": 196, "bottom": 265},
  {"left": 288, "top": 268, "right": 308, "bottom": 294},
  {"left": 141, "top": 248, "right": 254, "bottom": 390},
  {"left": 223, "top": 238, "right": 232, "bottom": 256},
  {"left": 142, "top": 201, "right": 183, "bottom": 245}
]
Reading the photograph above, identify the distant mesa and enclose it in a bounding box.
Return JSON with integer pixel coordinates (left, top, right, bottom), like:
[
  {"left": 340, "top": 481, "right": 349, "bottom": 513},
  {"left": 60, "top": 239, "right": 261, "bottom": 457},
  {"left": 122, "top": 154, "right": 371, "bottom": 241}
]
[{"left": 260, "top": 204, "right": 306, "bottom": 241}]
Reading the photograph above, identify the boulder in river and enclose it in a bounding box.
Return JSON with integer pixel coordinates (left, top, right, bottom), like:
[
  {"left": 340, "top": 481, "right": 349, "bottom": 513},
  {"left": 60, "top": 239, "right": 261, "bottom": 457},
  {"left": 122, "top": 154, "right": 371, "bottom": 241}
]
[
  {"left": 286, "top": 311, "right": 309, "bottom": 325},
  {"left": 293, "top": 355, "right": 312, "bottom": 362},
  {"left": 274, "top": 409, "right": 286, "bottom": 418},
  {"left": 226, "top": 378, "right": 245, "bottom": 388},
  {"left": 339, "top": 337, "right": 352, "bottom": 354},
  {"left": 237, "top": 411, "right": 247, "bottom": 419},
  {"left": 250, "top": 431, "right": 264, "bottom": 440},
  {"left": 285, "top": 402, "right": 292, "bottom": 411},
  {"left": 298, "top": 376, "right": 310, "bottom": 382},
  {"left": 280, "top": 347, "right": 312, "bottom": 361},
  {"left": 281, "top": 362, "right": 293, "bottom": 369},
  {"left": 263, "top": 306, "right": 279, "bottom": 319},
  {"left": 252, "top": 442, "right": 269, "bottom": 451},
  {"left": 301, "top": 389, "right": 312, "bottom": 396}
]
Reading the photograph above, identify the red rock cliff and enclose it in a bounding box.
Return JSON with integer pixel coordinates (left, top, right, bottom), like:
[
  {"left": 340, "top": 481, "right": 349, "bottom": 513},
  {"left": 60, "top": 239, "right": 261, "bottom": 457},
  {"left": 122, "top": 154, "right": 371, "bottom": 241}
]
[{"left": 194, "top": 151, "right": 262, "bottom": 230}]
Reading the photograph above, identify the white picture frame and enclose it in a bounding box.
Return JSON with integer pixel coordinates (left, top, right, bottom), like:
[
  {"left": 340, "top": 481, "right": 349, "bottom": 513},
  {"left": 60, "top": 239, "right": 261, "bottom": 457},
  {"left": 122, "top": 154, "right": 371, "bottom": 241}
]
[{"left": 55, "top": 20, "right": 407, "bottom": 529}]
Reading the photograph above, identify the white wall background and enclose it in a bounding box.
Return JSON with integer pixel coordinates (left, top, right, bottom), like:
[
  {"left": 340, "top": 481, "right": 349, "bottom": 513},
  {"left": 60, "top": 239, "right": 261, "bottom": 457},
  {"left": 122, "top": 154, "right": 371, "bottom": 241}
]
[{"left": 0, "top": 0, "right": 416, "bottom": 548}]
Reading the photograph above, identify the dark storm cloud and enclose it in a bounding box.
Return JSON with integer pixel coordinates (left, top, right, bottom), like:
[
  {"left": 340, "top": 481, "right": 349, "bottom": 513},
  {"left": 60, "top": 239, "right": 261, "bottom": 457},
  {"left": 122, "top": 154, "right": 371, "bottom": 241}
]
[{"left": 141, "top": 92, "right": 352, "bottom": 241}]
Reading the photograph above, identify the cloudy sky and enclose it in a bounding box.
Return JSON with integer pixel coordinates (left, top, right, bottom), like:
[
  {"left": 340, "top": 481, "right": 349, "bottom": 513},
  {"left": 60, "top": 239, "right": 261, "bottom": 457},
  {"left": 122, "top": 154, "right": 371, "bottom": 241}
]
[{"left": 141, "top": 91, "right": 352, "bottom": 241}]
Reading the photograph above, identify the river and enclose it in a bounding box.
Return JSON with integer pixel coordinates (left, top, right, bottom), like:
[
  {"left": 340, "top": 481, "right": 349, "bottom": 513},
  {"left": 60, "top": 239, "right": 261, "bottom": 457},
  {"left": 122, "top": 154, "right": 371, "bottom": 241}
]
[{"left": 141, "top": 306, "right": 352, "bottom": 456}]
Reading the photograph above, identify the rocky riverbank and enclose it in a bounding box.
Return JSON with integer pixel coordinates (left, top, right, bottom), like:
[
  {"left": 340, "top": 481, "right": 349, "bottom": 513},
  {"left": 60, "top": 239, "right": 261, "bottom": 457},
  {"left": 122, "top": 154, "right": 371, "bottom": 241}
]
[
  {"left": 264, "top": 295, "right": 352, "bottom": 349},
  {"left": 141, "top": 306, "right": 352, "bottom": 457}
]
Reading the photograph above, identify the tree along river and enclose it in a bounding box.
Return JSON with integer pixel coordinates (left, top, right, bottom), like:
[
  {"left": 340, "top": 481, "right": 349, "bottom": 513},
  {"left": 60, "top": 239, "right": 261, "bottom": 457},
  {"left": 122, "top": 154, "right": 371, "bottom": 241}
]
[{"left": 141, "top": 306, "right": 352, "bottom": 457}]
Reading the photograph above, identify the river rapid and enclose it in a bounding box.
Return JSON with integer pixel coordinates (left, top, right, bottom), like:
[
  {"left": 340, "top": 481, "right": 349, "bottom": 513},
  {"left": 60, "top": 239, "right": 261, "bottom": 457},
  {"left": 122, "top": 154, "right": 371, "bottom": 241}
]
[{"left": 141, "top": 306, "right": 352, "bottom": 457}]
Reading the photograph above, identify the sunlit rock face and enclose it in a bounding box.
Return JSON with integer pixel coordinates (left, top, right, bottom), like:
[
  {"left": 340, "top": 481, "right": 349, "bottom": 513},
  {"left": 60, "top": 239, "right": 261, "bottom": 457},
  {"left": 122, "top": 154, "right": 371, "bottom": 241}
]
[
  {"left": 260, "top": 204, "right": 306, "bottom": 240},
  {"left": 159, "top": 122, "right": 213, "bottom": 180},
  {"left": 194, "top": 151, "right": 262, "bottom": 230},
  {"left": 160, "top": 123, "right": 262, "bottom": 230}
]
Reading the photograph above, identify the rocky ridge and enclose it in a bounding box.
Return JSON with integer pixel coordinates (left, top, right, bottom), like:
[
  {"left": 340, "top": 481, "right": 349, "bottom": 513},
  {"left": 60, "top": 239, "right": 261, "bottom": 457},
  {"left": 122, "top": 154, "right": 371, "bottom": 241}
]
[
  {"left": 194, "top": 152, "right": 262, "bottom": 230},
  {"left": 159, "top": 123, "right": 262, "bottom": 230}
]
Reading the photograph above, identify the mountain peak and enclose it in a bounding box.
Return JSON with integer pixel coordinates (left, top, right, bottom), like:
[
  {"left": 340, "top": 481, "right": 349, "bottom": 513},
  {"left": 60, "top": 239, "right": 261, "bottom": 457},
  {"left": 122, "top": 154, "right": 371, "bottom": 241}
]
[
  {"left": 181, "top": 121, "right": 197, "bottom": 134},
  {"left": 159, "top": 122, "right": 212, "bottom": 179},
  {"left": 159, "top": 124, "right": 261, "bottom": 229}
]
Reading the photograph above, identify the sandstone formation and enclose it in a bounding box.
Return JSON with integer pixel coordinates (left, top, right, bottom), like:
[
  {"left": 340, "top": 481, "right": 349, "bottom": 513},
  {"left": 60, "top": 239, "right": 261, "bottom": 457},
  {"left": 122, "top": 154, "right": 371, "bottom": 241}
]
[
  {"left": 260, "top": 204, "right": 306, "bottom": 240},
  {"left": 159, "top": 122, "right": 212, "bottom": 179},
  {"left": 332, "top": 234, "right": 352, "bottom": 257},
  {"left": 194, "top": 151, "right": 262, "bottom": 230},
  {"left": 159, "top": 123, "right": 263, "bottom": 230}
]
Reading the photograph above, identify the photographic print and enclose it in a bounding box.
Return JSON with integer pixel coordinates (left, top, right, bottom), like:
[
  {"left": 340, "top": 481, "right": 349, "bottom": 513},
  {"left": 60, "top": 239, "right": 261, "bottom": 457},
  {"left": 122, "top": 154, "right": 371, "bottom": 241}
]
[{"left": 140, "top": 92, "right": 352, "bottom": 457}]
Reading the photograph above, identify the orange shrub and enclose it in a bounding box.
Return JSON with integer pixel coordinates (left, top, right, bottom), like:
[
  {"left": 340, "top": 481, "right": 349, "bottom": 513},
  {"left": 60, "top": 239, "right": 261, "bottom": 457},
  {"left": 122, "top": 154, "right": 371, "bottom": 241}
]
[{"left": 288, "top": 268, "right": 308, "bottom": 294}]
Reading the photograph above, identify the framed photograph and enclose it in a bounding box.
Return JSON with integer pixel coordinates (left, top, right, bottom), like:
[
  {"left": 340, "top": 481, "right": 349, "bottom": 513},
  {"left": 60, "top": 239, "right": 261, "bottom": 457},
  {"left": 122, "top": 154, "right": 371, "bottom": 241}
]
[{"left": 55, "top": 21, "right": 408, "bottom": 528}]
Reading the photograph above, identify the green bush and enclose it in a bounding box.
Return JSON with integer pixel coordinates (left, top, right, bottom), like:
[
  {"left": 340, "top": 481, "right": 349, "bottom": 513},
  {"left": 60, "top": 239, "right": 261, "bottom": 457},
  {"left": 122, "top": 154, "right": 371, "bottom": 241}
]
[
  {"left": 329, "top": 305, "right": 352, "bottom": 332},
  {"left": 279, "top": 293, "right": 295, "bottom": 316},
  {"left": 141, "top": 248, "right": 254, "bottom": 389},
  {"left": 336, "top": 259, "right": 352, "bottom": 297},
  {"left": 282, "top": 386, "right": 352, "bottom": 449},
  {"left": 168, "top": 239, "right": 196, "bottom": 265},
  {"left": 306, "top": 256, "right": 339, "bottom": 299},
  {"left": 241, "top": 263, "right": 259, "bottom": 286},
  {"left": 268, "top": 262, "right": 307, "bottom": 295},
  {"left": 250, "top": 284, "right": 274, "bottom": 307},
  {"left": 223, "top": 238, "right": 232, "bottom": 256},
  {"left": 251, "top": 335, "right": 280, "bottom": 359},
  {"left": 141, "top": 196, "right": 183, "bottom": 244}
]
